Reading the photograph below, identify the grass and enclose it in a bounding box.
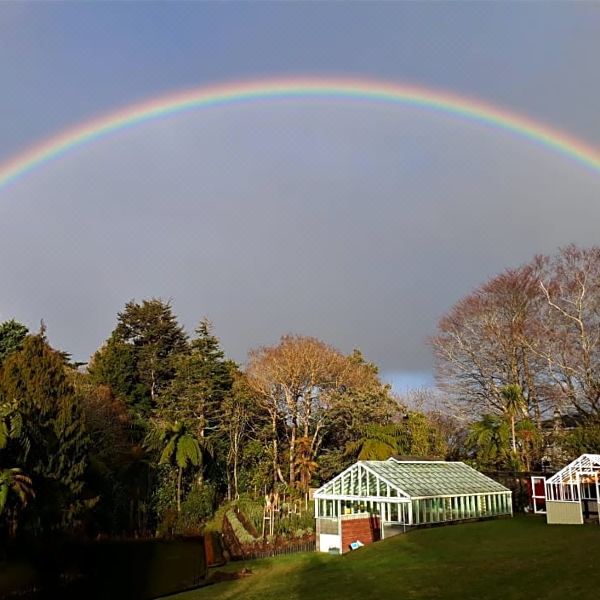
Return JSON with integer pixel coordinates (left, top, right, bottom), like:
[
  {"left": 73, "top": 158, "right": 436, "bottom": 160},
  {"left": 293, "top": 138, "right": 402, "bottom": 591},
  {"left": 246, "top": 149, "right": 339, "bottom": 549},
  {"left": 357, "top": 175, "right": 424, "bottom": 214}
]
[{"left": 168, "top": 516, "right": 600, "bottom": 600}]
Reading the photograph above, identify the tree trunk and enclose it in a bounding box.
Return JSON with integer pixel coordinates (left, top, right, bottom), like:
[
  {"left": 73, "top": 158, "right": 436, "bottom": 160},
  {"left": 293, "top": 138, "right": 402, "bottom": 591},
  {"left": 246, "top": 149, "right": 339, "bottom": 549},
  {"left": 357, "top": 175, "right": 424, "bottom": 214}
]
[
  {"left": 289, "top": 424, "right": 296, "bottom": 487},
  {"left": 233, "top": 442, "right": 239, "bottom": 500},
  {"left": 511, "top": 415, "right": 517, "bottom": 454},
  {"left": 271, "top": 412, "right": 278, "bottom": 488},
  {"left": 177, "top": 467, "right": 182, "bottom": 513},
  {"left": 197, "top": 415, "right": 205, "bottom": 486}
]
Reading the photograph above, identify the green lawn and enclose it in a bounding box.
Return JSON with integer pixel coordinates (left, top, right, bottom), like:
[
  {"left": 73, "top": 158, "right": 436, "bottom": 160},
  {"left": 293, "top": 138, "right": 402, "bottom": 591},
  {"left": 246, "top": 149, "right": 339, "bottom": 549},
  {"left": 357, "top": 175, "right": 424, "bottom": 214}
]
[{"left": 169, "top": 516, "right": 599, "bottom": 600}]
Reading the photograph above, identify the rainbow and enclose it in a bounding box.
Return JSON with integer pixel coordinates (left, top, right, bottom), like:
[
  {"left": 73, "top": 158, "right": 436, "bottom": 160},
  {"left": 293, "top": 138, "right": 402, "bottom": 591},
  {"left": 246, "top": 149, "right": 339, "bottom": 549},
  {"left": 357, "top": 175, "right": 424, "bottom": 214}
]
[{"left": 2, "top": 76, "right": 600, "bottom": 190}]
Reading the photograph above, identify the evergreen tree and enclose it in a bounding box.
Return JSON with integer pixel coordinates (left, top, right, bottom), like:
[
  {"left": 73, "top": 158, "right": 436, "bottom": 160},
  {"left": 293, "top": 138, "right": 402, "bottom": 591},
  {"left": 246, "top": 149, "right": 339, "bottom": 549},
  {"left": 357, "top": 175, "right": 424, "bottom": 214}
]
[
  {"left": 114, "top": 299, "right": 187, "bottom": 405},
  {"left": 0, "top": 320, "right": 28, "bottom": 366},
  {"left": 90, "top": 299, "right": 188, "bottom": 419},
  {"left": 0, "top": 334, "right": 90, "bottom": 533},
  {"left": 88, "top": 334, "right": 145, "bottom": 415},
  {"left": 156, "top": 319, "right": 234, "bottom": 484}
]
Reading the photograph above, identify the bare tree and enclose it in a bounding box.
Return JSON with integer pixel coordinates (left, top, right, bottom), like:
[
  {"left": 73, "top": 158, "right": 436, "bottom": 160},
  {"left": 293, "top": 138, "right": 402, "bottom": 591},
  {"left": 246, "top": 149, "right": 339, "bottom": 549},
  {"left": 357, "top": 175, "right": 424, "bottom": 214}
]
[
  {"left": 431, "top": 261, "right": 548, "bottom": 424},
  {"left": 534, "top": 245, "right": 600, "bottom": 418}
]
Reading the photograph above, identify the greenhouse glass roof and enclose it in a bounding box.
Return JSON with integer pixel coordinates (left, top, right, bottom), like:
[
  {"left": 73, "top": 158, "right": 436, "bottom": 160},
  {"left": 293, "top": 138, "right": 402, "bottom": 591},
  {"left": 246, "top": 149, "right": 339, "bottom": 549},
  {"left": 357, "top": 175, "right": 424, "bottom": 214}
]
[
  {"left": 314, "top": 459, "right": 509, "bottom": 501},
  {"left": 367, "top": 459, "right": 508, "bottom": 497}
]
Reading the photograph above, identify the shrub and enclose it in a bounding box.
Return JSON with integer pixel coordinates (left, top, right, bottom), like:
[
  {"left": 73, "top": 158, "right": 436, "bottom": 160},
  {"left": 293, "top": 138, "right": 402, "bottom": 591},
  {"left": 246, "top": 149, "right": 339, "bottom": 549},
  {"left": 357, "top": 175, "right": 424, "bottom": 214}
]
[
  {"left": 174, "top": 483, "right": 216, "bottom": 535},
  {"left": 226, "top": 510, "right": 259, "bottom": 544},
  {"left": 236, "top": 495, "right": 264, "bottom": 534}
]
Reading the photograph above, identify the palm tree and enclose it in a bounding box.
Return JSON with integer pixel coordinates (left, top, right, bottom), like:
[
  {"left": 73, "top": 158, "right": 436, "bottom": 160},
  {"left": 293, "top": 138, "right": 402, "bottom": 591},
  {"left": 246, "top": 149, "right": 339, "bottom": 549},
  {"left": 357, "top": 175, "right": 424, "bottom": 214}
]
[
  {"left": 152, "top": 421, "right": 202, "bottom": 512},
  {"left": 0, "top": 402, "right": 34, "bottom": 535},
  {"left": 345, "top": 423, "right": 404, "bottom": 461},
  {"left": 0, "top": 468, "right": 35, "bottom": 515},
  {"left": 294, "top": 436, "right": 318, "bottom": 509},
  {"left": 514, "top": 418, "right": 541, "bottom": 471},
  {"left": 500, "top": 384, "right": 527, "bottom": 455},
  {"left": 467, "top": 414, "right": 511, "bottom": 469}
]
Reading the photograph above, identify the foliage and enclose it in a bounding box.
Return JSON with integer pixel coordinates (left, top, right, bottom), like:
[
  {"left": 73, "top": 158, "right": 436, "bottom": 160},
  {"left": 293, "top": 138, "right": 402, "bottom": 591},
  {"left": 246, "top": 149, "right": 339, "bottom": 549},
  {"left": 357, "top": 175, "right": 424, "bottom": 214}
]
[
  {"left": 88, "top": 336, "right": 143, "bottom": 415},
  {"left": 156, "top": 320, "right": 234, "bottom": 487},
  {"left": 274, "top": 503, "right": 314, "bottom": 537},
  {"left": 73, "top": 376, "right": 135, "bottom": 534},
  {"left": 561, "top": 421, "right": 600, "bottom": 458},
  {"left": 344, "top": 412, "right": 447, "bottom": 463},
  {"left": 246, "top": 336, "right": 396, "bottom": 489},
  {"left": 229, "top": 495, "right": 261, "bottom": 534},
  {"left": 226, "top": 509, "right": 259, "bottom": 544},
  {"left": 152, "top": 465, "right": 178, "bottom": 524},
  {"left": 90, "top": 299, "right": 187, "bottom": 419},
  {"left": 174, "top": 483, "right": 217, "bottom": 535},
  {"left": 466, "top": 415, "right": 511, "bottom": 470},
  {"left": 181, "top": 483, "right": 216, "bottom": 521},
  {"left": 148, "top": 420, "right": 202, "bottom": 513},
  {"left": 345, "top": 423, "right": 405, "bottom": 460},
  {"left": 317, "top": 448, "right": 352, "bottom": 483},
  {"left": 0, "top": 320, "right": 28, "bottom": 366},
  {"left": 0, "top": 468, "right": 34, "bottom": 515},
  {"left": 0, "top": 334, "right": 90, "bottom": 534}
]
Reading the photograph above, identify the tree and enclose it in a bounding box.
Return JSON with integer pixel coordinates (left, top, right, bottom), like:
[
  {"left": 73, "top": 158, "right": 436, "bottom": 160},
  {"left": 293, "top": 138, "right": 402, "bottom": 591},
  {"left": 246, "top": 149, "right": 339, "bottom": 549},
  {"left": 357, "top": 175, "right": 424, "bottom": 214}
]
[
  {"left": 344, "top": 411, "right": 447, "bottom": 462},
  {"left": 72, "top": 374, "right": 135, "bottom": 535},
  {"left": 0, "top": 334, "right": 89, "bottom": 533},
  {"left": 149, "top": 421, "right": 201, "bottom": 513},
  {"left": 246, "top": 336, "right": 394, "bottom": 489},
  {"left": 219, "top": 372, "right": 263, "bottom": 500},
  {"left": 293, "top": 436, "right": 318, "bottom": 507},
  {"left": 156, "top": 319, "right": 233, "bottom": 484},
  {"left": 500, "top": 384, "right": 526, "bottom": 455},
  {"left": 534, "top": 246, "right": 600, "bottom": 419},
  {"left": 466, "top": 415, "right": 511, "bottom": 470},
  {"left": 88, "top": 335, "right": 141, "bottom": 411},
  {"left": 323, "top": 350, "right": 397, "bottom": 444},
  {"left": 345, "top": 423, "right": 405, "bottom": 460},
  {"left": 93, "top": 299, "right": 188, "bottom": 418},
  {"left": 433, "top": 245, "right": 600, "bottom": 433},
  {"left": 431, "top": 262, "right": 547, "bottom": 424},
  {"left": 0, "top": 320, "right": 28, "bottom": 366},
  {"left": 0, "top": 468, "right": 34, "bottom": 516}
]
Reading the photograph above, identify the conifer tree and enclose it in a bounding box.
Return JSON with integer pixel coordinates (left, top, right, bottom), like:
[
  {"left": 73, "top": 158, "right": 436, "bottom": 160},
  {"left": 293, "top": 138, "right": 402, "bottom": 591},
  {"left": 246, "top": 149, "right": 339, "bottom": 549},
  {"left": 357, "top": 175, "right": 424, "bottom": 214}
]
[
  {"left": 0, "top": 334, "right": 89, "bottom": 533},
  {"left": 156, "top": 319, "right": 234, "bottom": 483},
  {"left": 89, "top": 299, "right": 188, "bottom": 420},
  {"left": 0, "top": 320, "right": 29, "bottom": 366}
]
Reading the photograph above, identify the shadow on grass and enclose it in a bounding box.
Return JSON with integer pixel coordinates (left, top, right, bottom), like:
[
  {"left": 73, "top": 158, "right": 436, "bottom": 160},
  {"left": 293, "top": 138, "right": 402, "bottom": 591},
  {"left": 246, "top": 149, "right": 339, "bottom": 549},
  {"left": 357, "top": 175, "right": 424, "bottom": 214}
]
[{"left": 2, "top": 537, "right": 207, "bottom": 600}]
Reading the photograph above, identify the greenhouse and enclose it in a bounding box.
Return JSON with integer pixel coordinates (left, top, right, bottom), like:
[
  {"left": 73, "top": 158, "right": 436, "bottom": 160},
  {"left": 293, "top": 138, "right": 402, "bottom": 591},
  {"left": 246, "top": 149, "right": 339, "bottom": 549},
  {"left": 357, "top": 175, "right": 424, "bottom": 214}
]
[
  {"left": 314, "top": 458, "right": 512, "bottom": 553},
  {"left": 535, "top": 454, "right": 600, "bottom": 525}
]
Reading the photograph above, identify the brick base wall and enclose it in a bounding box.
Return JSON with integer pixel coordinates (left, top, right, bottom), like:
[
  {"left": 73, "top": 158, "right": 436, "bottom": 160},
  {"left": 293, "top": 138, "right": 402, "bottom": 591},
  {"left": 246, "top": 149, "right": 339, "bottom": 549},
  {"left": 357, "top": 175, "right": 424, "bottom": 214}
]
[{"left": 341, "top": 516, "right": 380, "bottom": 554}]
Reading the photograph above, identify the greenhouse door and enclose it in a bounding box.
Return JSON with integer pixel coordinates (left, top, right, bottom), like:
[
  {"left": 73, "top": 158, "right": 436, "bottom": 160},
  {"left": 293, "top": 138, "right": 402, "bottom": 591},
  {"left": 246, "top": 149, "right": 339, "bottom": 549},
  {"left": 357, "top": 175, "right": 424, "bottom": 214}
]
[{"left": 531, "top": 476, "right": 546, "bottom": 514}]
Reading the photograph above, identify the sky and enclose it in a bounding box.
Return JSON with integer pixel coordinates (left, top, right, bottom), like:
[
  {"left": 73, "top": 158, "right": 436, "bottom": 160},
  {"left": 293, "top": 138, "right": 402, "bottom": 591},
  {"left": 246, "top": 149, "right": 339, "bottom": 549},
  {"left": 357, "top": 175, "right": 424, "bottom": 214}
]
[{"left": 1, "top": 3, "right": 600, "bottom": 392}]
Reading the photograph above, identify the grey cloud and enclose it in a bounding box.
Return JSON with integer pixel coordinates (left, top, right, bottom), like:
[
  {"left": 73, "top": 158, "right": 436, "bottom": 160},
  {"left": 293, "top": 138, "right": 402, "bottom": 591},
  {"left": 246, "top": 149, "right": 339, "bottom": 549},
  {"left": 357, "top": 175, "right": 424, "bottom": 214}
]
[{"left": 1, "top": 103, "right": 599, "bottom": 375}]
